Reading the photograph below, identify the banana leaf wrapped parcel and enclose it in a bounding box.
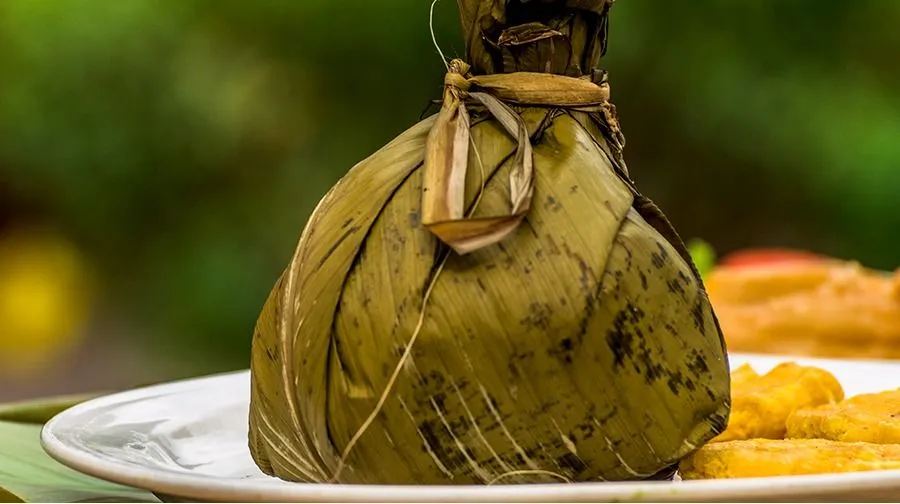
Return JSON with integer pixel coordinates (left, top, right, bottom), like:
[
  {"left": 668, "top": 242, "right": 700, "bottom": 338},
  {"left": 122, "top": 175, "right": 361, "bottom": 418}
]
[{"left": 248, "top": 0, "right": 731, "bottom": 485}]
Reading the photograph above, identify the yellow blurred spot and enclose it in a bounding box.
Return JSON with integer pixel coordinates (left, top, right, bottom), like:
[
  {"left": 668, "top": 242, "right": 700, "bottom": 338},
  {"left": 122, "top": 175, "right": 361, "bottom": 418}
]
[{"left": 0, "top": 226, "right": 94, "bottom": 376}]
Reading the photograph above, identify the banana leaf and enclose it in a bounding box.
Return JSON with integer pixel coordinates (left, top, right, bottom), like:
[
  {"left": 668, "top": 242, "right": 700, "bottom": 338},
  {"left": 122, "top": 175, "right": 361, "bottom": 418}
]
[
  {"left": 0, "top": 396, "right": 160, "bottom": 503},
  {"left": 0, "top": 394, "right": 103, "bottom": 426}
]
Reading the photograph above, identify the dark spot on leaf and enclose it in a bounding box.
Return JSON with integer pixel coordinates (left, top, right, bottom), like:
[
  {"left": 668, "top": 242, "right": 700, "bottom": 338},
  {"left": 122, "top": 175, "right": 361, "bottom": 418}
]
[
  {"left": 521, "top": 302, "right": 552, "bottom": 331},
  {"left": 545, "top": 195, "right": 562, "bottom": 212},
  {"left": 417, "top": 419, "right": 466, "bottom": 471},
  {"left": 639, "top": 271, "right": 648, "bottom": 290},
  {"left": 667, "top": 277, "right": 686, "bottom": 295},
  {"left": 522, "top": 445, "right": 543, "bottom": 460},
  {"left": 573, "top": 273, "right": 606, "bottom": 350},
  {"left": 556, "top": 452, "right": 587, "bottom": 474},
  {"left": 606, "top": 310, "right": 634, "bottom": 368},
  {"left": 570, "top": 421, "right": 596, "bottom": 442},
  {"left": 650, "top": 251, "right": 665, "bottom": 269},
  {"left": 521, "top": 347, "right": 537, "bottom": 360},
  {"left": 687, "top": 350, "right": 710, "bottom": 375},
  {"left": 597, "top": 405, "right": 618, "bottom": 424},
  {"left": 550, "top": 336, "right": 576, "bottom": 364},
  {"left": 691, "top": 298, "right": 707, "bottom": 334},
  {"left": 562, "top": 244, "right": 593, "bottom": 292},
  {"left": 636, "top": 342, "right": 664, "bottom": 384},
  {"left": 420, "top": 371, "right": 447, "bottom": 394},
  {"left": 656, "top": 242, "right": 671, "bottom": 260},
  {"left": 538, "top": 399, "right": 560, "bottom": 414},
  {"left": 666, "top": 370, "right": 686, "bottom": 395},
  {"left": 432, "top": 393, "right": 447, "bottom": 412},
  {"left": 627, "top": 303, "right": 646, "bottom": 323},
  {"left": 486, "top": 392, "right": 501, "bottom": 411}
]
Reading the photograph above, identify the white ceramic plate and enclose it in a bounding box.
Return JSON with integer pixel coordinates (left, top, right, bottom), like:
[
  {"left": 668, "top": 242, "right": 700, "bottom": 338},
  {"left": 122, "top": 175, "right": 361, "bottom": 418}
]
[{"left": 41, "top": 353, "right": 900, "bottom": 502}]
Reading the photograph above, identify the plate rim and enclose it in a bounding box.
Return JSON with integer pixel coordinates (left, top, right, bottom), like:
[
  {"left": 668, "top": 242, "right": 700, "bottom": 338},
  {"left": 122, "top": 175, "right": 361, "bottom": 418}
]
[{"left": 40, "top": 353, "right": 900, "bottom": 502}]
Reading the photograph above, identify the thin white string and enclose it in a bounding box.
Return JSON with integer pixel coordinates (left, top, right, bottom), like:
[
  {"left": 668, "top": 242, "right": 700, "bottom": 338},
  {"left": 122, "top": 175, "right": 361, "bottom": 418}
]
[{"left": 430, "top": 0, "right": 450, "bottom": 71}]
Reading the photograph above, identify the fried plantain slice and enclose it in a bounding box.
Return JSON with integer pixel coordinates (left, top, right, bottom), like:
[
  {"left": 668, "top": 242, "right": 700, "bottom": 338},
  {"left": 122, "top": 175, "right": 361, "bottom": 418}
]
[
  {"left": 713, "top": 362, "right": 844, "bottom": 442},
  {"left": 787, "top": 388, "right": 900, "bottom": 444},
  {"left": 680, "top": 438, "right": 900, "bottom": 479}
]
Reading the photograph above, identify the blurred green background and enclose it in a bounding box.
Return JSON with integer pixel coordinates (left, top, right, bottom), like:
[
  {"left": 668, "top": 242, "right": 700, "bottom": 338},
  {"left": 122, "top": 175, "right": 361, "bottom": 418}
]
[{"left": 1, "top": 0, "right": 898, "bottom": 399}]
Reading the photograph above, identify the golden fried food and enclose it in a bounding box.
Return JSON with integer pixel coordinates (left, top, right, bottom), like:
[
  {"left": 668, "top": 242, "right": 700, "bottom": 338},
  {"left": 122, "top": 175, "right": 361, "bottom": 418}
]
[
  {"left": 706, "top": 260, "right": 900, "bottom": 360},
  {"left": 729, "top": 363, "right": 760, "bottom": 392},
  {"left": 683, "top": 359, "right": 900, "bottom": 480},
  {"left": 713, "top": 362, "right": 843, "bottom": 442},
  {"left": 680, "top": 439, "right": 900, "bottom": 479},
  {"left": 787, "top": 388, "right": 900, "bottom": 444}
]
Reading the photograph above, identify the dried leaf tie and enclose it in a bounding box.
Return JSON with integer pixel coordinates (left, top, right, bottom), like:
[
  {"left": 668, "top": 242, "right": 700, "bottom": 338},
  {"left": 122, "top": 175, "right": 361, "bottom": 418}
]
[{"left": 421, "top": 58, "right": 616, "bottom": 255}]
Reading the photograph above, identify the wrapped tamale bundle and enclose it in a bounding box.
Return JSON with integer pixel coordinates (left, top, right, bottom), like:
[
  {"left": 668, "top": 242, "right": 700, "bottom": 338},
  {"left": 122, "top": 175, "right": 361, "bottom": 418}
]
[{"left": 248, "top": 0, "right": 731, "bottom": 485}]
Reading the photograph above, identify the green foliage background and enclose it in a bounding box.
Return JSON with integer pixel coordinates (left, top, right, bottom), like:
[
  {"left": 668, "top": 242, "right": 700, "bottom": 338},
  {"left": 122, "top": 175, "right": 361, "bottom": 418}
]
[{"left": 0, "top": 0, "right": 897, "bottom": 375}]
